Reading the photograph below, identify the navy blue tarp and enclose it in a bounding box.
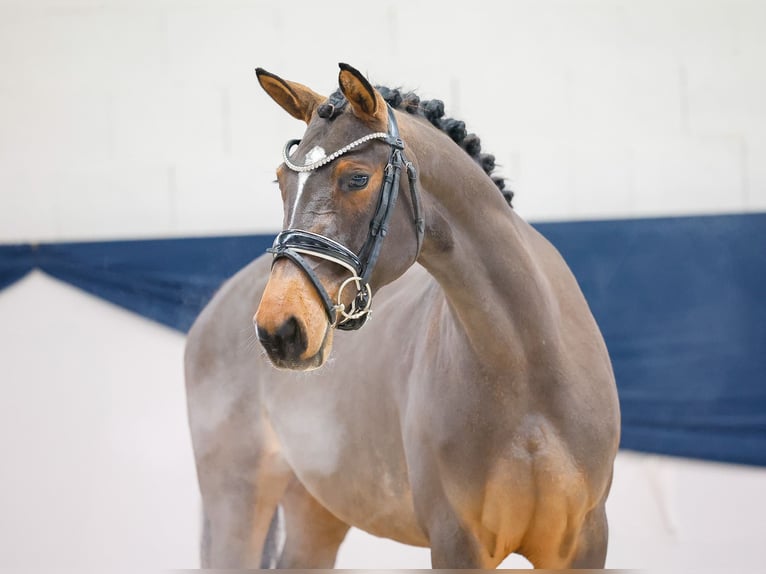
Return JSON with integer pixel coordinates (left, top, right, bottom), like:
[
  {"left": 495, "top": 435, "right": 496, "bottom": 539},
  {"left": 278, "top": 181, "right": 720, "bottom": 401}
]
[
  {"left": 535, "top": 214, "right": 766, "bottom": 467},
  {"left": 1, "top": 213, "right": 765, "bottom": 466},
  {"left": 0, "top": 236, "right": 273, "bottom": 333}
]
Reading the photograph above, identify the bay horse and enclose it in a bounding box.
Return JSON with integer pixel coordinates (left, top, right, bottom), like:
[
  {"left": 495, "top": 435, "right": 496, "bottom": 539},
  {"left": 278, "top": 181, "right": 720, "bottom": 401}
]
[{"left": 185, "top": 63, "right": 620, "bottom": 569}]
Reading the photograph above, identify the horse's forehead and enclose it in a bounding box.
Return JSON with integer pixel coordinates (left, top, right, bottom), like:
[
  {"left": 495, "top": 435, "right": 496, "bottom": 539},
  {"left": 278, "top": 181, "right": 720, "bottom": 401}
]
[{"left": 304, "top": 113, "right": 374, "bottom": 152}]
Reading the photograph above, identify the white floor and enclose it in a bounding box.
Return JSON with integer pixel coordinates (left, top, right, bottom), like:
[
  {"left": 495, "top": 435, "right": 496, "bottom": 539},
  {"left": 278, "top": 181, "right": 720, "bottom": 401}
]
[{"left": 1, "top": 272, "right": 764, "bottom": 570}]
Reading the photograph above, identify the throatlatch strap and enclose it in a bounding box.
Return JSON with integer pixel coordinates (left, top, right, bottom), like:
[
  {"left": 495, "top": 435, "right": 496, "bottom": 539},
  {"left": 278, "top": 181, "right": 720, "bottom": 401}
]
[
  {"left": 358, "top": 150, "right": 403, "bottom": 282},
  {"left": 405, "top": 160, "right": 425, "bottom": 256}
]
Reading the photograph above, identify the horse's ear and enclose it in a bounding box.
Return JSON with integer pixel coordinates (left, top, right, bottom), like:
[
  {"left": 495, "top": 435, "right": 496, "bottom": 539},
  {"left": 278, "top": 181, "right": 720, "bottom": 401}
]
[
  {"left": 255, "top": 68, "right": 324, "bottom": 124},
  {"left": 338, "top": 63, "right": 387, "bottom": 126}
]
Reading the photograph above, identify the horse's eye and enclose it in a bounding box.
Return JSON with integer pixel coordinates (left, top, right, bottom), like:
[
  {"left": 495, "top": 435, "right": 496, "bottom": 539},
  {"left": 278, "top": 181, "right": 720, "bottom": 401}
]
[{"left": 348, "top": 174, "right": 369, "bottom": 190}]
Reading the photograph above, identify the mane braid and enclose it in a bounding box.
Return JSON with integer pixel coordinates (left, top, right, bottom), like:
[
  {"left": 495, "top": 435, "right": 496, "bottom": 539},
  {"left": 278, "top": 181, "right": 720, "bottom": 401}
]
[{"left": 317, "top": 86, "right": 514, "bottom": 207}]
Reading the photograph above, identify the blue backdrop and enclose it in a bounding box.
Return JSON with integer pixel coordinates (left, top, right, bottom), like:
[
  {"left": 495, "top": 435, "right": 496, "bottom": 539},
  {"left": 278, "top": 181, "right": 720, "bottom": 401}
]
[{"left": 2, "top": 213, "right": 765, "bottom": 466}]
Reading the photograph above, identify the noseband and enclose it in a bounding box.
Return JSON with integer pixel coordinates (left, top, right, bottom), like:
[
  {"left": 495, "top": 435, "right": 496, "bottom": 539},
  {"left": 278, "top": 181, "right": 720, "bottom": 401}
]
[{"left": 268, "top": 105, "right": 424, "bottom": 331}]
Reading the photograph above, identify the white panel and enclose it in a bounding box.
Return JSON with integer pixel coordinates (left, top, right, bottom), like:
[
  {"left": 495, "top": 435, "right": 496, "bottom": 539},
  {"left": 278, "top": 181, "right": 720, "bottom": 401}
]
[
  {"left": 0, "top": 88, "right": 112, "bottom": 169},
  {"left": 512, "top": 140, "right": 575, "bottom": 222},
  {"left": 112, "top": 84, "right": 225, "bottom": 163},
  {"left": 0, "top": 0, "right": 764, "bottom": 240},
  {"left": 681, "top": 2, "right": 765, "bottom": 139},
  {"left": 631, "top": 137, "right": 746, "bottom": 216},
  {"left": 0, "top": 163, "right": 177, "bottom": 243},
  {"left": 165, "top": 2, "right": 288, "bottom": 86},
  {"left": 570, "top": 143, "right": 636, "bottom": 219},
  {"left": 228, "top": 81, "right": 304, "bottom": 165},
  {"left": 50, "top": 163, "right": 173, "bottom": 240},
  {"left": 687, "top": 59, "right": 766, "bottom": 139},
  {"left": 0, "top": 272, "right": 198, "bottom": 568},
  {"left": 0, "top": 5, "right": 166, "bottom": 94},
  {"left": 746, "top": 136, "right": 766, "bottom": 210},
  {"left": 0, "top": 168, "right": 60, "bottom": 242},
  {"left": 173, "top": 159, "right": 283, "bottom": 235},
  {"left": 568, "top": 61, "right": 682, "bottom": 138},
  {"left": 608, "top": 451, "right": 766, "bottom": 570}
]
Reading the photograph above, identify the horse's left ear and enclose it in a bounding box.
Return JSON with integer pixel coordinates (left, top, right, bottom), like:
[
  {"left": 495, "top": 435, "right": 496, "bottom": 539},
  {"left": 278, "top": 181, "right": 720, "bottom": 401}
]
[
  {"left": 338, "top": 63, "right": 388, "bottom": 126},
  {"left": 255, "top": 67, "right": 325, "bottom": 124}
]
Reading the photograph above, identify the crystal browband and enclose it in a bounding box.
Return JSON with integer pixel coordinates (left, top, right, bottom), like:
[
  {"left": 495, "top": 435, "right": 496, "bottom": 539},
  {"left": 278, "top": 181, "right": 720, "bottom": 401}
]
[{"left": 282, "top": 132, "right": 395, "bottom": 173}]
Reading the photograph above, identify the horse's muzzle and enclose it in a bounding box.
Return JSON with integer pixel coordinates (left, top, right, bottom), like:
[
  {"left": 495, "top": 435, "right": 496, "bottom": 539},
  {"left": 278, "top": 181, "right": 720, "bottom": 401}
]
[
  {"left": 257, "top": 315, "right": 306, "bottom": 357},
  {"left": 255, "top": 316, "right": 329, "bottom": 371}
]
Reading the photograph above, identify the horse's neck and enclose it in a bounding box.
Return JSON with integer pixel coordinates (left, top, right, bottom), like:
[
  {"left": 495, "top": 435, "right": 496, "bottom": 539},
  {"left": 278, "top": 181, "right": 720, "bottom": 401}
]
[{"left": 411, "top": 129, "right": 558, "bottom": 368}]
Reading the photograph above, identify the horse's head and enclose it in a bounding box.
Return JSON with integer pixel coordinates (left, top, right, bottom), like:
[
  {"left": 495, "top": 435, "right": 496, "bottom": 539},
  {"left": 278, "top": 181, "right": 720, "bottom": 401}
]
[{"left": 254, "top": 64, "right": 423, "bottom": 370}]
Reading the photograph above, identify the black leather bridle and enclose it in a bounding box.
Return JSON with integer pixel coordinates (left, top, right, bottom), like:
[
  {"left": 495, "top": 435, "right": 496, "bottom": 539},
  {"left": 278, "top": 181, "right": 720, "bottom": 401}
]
[{"left": 268, "top": 105, "right": 424, "bottom": 331}]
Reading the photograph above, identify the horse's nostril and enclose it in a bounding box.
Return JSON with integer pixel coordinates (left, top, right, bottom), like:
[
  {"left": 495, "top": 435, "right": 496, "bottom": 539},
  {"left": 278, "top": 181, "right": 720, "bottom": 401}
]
[
  {"left": 276, "top": 315, "right": 298, "bottom": 343},
  {"left": 257, "top": 316, "right": 307, "bottom": 360}
]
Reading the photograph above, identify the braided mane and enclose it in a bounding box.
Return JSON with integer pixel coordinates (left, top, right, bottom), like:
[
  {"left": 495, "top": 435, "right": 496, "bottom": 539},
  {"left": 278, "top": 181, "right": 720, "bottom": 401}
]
[{"left": 317, "top": 87, "right": 513, "bottom": 207}]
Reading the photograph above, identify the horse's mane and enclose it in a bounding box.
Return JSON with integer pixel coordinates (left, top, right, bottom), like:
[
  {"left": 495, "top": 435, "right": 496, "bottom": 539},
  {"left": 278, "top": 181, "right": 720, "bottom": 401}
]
[{"left": 317, "top": 87, "right": 514, "bottom": 207}]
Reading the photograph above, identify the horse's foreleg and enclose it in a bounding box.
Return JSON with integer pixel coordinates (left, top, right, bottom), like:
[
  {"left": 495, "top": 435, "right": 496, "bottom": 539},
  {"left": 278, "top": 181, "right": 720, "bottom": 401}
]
[
  {"left": 408, "top": 447, "right": 492, "bottom": 567},
  {"left": 525, "top": 501, "right": 609, "bottom": 569},
  {"left": 190, "top": 399, "right": 291, "bottom": 568},
  {"left": 566, "top": 502, "right": 608, "bottom": 568},
  {"left": 276, "top": 477, "right": 351, "bottom": 568},
  {"left": 428, "top": 512, "right": 490, "bottom": 569},
  {"left": 412, "top": 485, "right": 492, "bottom": 568}
]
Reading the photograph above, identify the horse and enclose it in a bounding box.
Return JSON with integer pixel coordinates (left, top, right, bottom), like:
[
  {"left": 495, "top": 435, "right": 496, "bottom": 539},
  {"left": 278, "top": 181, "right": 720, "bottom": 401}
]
[{"left": 184, "top": 62, "right": 620, "bottom": 569}]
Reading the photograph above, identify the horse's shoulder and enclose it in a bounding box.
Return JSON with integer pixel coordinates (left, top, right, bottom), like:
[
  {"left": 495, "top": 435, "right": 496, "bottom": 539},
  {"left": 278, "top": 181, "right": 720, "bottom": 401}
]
[{"left": 185, "top": 254, "right": 272, "bottom": 379}]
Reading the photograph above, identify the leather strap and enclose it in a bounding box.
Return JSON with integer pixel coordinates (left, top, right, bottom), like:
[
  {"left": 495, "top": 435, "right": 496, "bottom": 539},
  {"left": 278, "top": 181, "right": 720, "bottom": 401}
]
[{"left": 267, "top": 246, "right": 339, "bottom": 326}]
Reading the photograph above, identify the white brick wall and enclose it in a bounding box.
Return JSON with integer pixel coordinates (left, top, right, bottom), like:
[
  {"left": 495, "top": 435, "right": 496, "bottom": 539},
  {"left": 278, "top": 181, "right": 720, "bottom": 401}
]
[{"left": 0, "top": 0, "right": 764, "bottom": 242}]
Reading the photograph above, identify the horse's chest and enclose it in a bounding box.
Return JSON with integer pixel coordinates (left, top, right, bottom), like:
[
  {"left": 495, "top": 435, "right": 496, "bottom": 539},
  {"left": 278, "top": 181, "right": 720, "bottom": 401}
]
[
  {"left": 264, "top": 390, "right": 347, "bottom": 477},
  {"left": 263, "top": 383, "right": 427, "bottom": 544}
]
